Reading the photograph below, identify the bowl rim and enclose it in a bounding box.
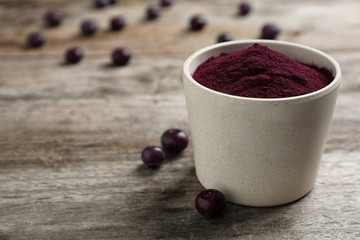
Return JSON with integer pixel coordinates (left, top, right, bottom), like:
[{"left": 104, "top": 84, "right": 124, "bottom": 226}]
[{"left": 183, "top": 39, "right": 342, "bottom": 103}]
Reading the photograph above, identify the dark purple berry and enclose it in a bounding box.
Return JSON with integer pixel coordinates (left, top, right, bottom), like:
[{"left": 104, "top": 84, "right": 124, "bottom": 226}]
[
  {"left": 27, "top": 32, "right": 45, "bottom": 48},
  {"left": 195, "top": 189, "right": 227, "bottom": 218},
  {"left": 217, "top": 33, "right": 233, "bottom": 43},
  {"left": 261, "top": 23, "right": 281, "bottom": 39},
  {"left": 44, "top": 9, "right": 63, "bottom": 27},
  {"left": 146, "top": 5, "right": 160, "bottom": 20},
  {"left": 239, "top": 2, "right": 251, "bottom": 16},
  {"left": 80, "top": 19, "right": 98, "bottom": 36},
  {"left": 109, "top": 0, "right": 117, "bottom": 4},
  {"left": 112, "top": 47, "right": 131, "bottom": 66},
  {"left": 161, "top": 129, "right": 188, "bottom": 154},
  {"left": 110, "top": 16, "right": 126, "bottom": 31},
  {"left": 141, "top": 146, "right": 165, "bottom": 168},
  {"left": 93, "top": 0, "right": 109, "bottom": 8},
  {"left": 190, "top": 15, "right": 207, "bottom": 31},
  {"left": 160, "top": 0, "right": 174, "bottom": 7},
  {"left": 65, "top": 47, "right": 83, "bottom": 64}
]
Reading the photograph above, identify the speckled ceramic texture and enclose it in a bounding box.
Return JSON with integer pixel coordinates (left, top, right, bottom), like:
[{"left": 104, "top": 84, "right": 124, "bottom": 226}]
[{"left": 183, "top": 40, "right": 342, "bottom": 207}]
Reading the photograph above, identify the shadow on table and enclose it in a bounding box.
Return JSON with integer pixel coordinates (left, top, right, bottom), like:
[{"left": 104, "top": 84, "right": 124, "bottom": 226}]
[{"left": 123, "top": 159, "right": 307, "bottom": 239}]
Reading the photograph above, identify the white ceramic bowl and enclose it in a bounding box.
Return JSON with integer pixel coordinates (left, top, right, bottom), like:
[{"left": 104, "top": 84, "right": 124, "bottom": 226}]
[{"left": 183, "top": 40, "right": 342, "bottom": 207}]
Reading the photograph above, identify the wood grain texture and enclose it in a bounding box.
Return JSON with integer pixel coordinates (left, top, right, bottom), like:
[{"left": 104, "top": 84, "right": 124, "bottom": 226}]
[{"left": 0, "top": 0, "right": 359, "bottom": 239}]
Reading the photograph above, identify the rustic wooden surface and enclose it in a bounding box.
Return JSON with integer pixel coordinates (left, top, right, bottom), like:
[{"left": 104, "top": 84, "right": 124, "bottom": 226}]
[{"left": 0, "top": 0, "right": 359, "bottom": 239}]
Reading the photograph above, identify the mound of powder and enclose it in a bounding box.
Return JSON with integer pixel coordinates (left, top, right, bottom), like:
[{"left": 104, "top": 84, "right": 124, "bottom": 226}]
[{"left": 192, "top": 43, "right": 333, "bottom": 98}]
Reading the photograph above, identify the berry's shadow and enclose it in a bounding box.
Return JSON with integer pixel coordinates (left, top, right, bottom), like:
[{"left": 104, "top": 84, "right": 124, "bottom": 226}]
[
  {"left": 254, "top": 34, "right": 271, "bottom": 40},
  {"left": 59, "top": 61, "right": 80, "bottom": 67},
  {"left": 101, "top": 28, "right": 127, "bottom": 37},
  {"left": 42, "top": 23, "right": 60, "bottom": 30},
  {"left": 105, "top": 28, "right": 122, "bottom": 34},
  {"left": 134, "top": 164, "right": 161, "bottom": 177},
  {"left": 72, "top": 33, "right": 89, "bottom": 39},
  {"left": 137, "top": 17, "right": 160, "bottom": 25},
  {"left": 232, "top": 12, "right": 251, "bottom": 18},
  {"left": 21, "top": 45, "right": 43, "bottom": 51},
  {"left": 87, "top": 4, "right": 108, "bottom": 12},
  {"left": 100, "top": 62, "right": 122, "bottom": 69},
  {"left": 164, "top": 151, "right": 185, "bottom": 162},
  {"left": 258, "top": 35, "right": 279, "bottom": 40},
  {"left": 72, "top": 32, "right": 102, "bottom": 40},
  {"left": 181, "top": 27, "right": 206, "bottom": 35}
]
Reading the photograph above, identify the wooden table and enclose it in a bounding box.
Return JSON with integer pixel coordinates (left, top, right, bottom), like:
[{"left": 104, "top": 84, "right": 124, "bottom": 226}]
[{"left": 1, "top": 0, "right": 359, "bottom": 239}]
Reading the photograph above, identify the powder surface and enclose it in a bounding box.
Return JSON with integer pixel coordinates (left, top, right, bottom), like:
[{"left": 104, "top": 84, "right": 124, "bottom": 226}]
[{"left": 192, "top": 44, "right": 333, "bottom": 98}]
